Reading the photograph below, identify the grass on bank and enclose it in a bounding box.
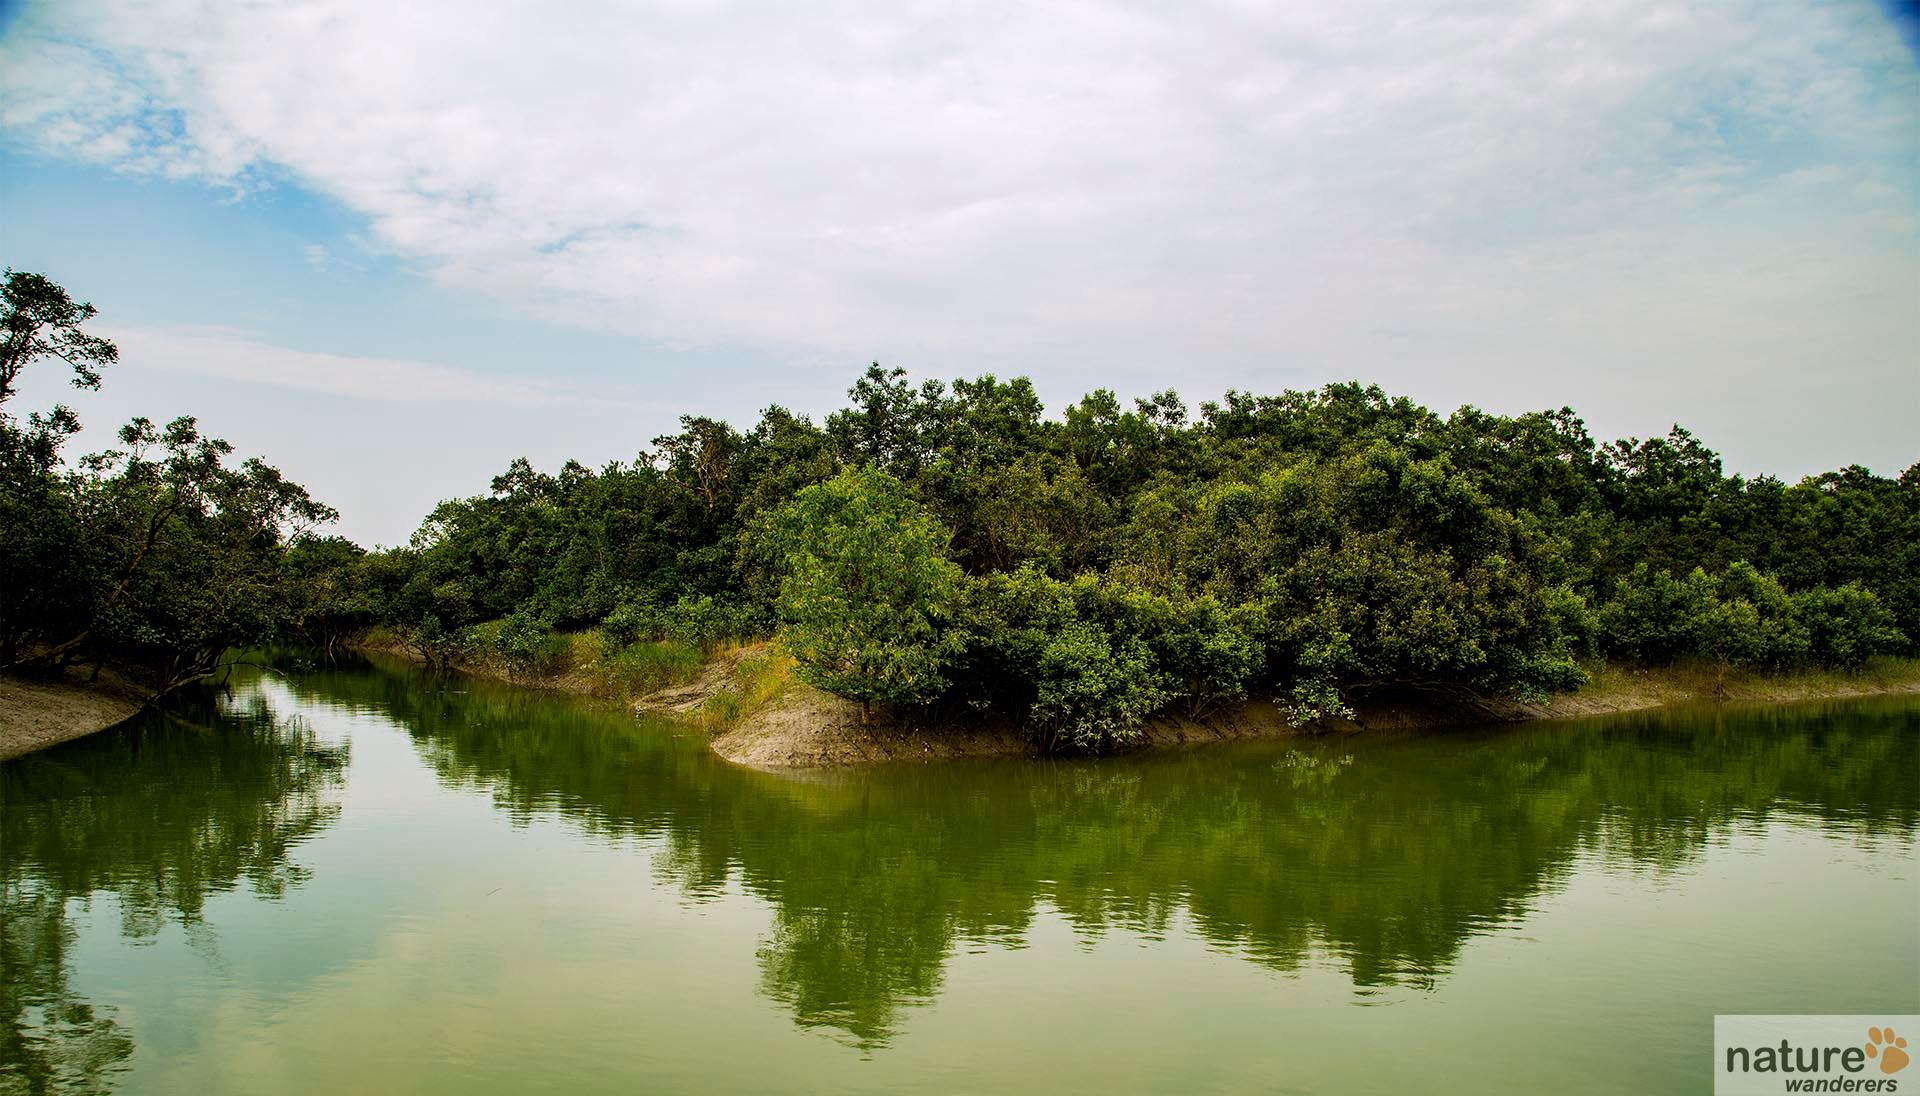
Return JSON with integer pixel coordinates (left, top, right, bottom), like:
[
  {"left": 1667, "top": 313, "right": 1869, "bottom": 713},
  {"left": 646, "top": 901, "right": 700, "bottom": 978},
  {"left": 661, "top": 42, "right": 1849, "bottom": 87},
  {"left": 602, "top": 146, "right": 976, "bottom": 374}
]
[
  {"left": 578, "top": 634, "right": 710, "bottom": 699},
  {"left": 455, "top": 622, "right": 799, "bottom": 723},
  {"left": 692, "top": 646, "right": 797, "bottom": 729},
  {"left": 359, "top": 620, "right": 762, "bottom": 703},
  {"left": 1573, "top": 654, "right": 1920, "bottom": 706}
]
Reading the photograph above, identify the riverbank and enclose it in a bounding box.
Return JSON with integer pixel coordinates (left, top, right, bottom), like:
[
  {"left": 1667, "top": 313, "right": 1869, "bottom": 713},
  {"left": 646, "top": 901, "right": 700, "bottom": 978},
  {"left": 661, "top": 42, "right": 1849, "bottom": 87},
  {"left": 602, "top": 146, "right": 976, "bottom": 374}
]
[
  {"left": 367, "top": 631, "right": 1920, "bottom": 770},
  {"left": 685, "top": 654, "right": 1920, "bottom": 769},
  {"left": 0, "top": 669, "right": 150, "bottom": 762}
]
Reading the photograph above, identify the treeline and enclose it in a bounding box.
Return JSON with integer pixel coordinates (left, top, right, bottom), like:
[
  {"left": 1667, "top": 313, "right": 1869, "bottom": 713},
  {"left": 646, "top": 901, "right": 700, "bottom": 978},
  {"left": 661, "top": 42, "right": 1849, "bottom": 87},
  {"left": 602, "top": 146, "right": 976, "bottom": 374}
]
[
  {"left": 342, "top": 366, "right": 1914, "bottom": 747},
  {"left": 3, "top": 270, "right": 1913, "bottom": 740}
]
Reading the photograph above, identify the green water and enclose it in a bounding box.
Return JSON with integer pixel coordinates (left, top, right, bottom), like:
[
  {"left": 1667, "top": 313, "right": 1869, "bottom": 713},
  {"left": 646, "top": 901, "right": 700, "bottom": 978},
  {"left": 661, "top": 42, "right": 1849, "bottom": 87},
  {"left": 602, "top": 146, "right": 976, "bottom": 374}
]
[{"left": 2, "top": 659, "right": 1916, "bottom": 1095}]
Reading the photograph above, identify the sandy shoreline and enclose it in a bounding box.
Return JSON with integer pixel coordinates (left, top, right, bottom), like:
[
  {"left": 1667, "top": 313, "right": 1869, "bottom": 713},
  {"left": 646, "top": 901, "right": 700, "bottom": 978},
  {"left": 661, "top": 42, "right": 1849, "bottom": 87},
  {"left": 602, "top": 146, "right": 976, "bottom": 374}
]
[{"left": 0, "top": 670, "right": 150, "bottom": 762}]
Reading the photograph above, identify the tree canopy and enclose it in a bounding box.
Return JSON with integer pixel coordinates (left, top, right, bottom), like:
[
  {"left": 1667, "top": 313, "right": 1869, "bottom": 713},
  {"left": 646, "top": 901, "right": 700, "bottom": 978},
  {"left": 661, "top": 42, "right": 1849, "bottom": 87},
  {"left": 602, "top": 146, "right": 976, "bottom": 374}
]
[
  {"left": 1, "top": 271, "right": 335, "bottom": 692},
  {"left": 343, "top": 363, "right": 1915, "bottom": 747}
]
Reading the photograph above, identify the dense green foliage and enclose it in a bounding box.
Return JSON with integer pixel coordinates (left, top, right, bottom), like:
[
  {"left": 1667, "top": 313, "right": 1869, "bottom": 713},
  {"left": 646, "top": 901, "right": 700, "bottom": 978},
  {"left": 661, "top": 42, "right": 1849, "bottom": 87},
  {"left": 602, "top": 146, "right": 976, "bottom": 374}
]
[
  {"left": 346, "top": 364, "right": 1913, "bottom": 747},
  {"left": 0, "top": 270, "right": 335, "bottom": 691},
  {"left": 760, "top": 468, "right": 964, "bottom": 710},
  {"left": 2, "top": 271, "right": 1912, "bottom": 737}
]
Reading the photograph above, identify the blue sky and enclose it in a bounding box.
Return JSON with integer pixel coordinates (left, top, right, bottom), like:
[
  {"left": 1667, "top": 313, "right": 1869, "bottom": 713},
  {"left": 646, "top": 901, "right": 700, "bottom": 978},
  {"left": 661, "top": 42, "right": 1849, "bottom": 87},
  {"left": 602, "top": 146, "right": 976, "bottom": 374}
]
[{"left": 2, "top": 0, "right": 1916, "bottom": 546}]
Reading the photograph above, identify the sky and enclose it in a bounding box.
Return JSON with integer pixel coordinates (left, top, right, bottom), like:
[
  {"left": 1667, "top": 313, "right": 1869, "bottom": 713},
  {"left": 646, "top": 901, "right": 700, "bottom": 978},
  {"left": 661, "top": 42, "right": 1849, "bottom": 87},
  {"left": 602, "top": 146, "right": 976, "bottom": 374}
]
[{"left": 1, "top": 0, "right": 1916, "bottom": 547}]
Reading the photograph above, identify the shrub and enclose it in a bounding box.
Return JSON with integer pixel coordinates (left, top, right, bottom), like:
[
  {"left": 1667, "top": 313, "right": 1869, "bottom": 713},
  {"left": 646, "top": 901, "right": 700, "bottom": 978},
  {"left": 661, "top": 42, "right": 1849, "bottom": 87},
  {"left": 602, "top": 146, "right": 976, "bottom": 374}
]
[
  {"left": 1028, "top": 620, "right": 1170, "bottom": 749},
  {"left": 663, "top": 594, "right": 761, "bottom": 653},
  {"left": 599, "top": 595, "right": 664, "bottom": 651},
  {"left": 1601, "top": 561, "right": 1906, "bottom": 673},
  {"left": 1794, "top": 584, "right": 1907, "bottom": 669},
  {"left": 488, "top": 609, "right": 570, "bottom": 675},
  {"left": 1108, "top": 583, "right": 1260, "bottom": 718},
  {"left": 955, "top": 569, "right": 1182, "bottom": 747},
  {"left": 1598, "top": 564, "right": 1705, "bottom": 664},
  {"left": 765, "top": 467, "right": 964, "bottom": 711}
]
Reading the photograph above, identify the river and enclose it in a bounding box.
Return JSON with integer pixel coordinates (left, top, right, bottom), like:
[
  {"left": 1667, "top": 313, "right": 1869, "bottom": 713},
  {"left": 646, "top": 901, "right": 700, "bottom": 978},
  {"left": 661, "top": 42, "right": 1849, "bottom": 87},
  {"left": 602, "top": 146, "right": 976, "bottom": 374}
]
[{"left": 2, "top": 656, "right": 1915, "bottom": 1094}]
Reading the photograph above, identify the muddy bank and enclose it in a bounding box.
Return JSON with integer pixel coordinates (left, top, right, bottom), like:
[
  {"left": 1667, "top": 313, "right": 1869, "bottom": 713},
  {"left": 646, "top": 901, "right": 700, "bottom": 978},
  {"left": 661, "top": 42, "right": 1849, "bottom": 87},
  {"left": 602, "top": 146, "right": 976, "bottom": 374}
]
[
  {"left": 657, "top": 658, "right": 1920, "bottom": 771},
  {"left": 693, "top": 679, "right": 1524, "bottom": 769},
  {"left": 697, "top": 685, "right": 1525, "bottom": 770},
  {"left": 355, "top": 634, "right": 1920, "bottom": 772},
  {"left": 0, "top": 670, "right": 150, "bottom": 762}
]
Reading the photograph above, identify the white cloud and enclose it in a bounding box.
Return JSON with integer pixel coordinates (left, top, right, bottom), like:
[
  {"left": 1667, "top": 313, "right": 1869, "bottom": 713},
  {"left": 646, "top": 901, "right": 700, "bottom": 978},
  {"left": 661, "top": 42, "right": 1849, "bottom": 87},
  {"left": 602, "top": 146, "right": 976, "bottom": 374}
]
[
  {"left": 99, "top": 326, "right": 590, "bottom": 407},
  {"left": 2, "top": 0, "right": 1915, "bottom": 475}
]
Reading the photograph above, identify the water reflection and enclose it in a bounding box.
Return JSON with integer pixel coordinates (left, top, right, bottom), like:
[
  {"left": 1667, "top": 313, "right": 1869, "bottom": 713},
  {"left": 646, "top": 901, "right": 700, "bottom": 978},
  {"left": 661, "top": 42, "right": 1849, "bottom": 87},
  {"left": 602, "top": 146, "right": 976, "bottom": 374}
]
[
  {"left": 281, "top": 660, "right": 1919, "bottom": 1050},
  {"left": 0, "top": 693, "right": 347, "bottom": 1094}
]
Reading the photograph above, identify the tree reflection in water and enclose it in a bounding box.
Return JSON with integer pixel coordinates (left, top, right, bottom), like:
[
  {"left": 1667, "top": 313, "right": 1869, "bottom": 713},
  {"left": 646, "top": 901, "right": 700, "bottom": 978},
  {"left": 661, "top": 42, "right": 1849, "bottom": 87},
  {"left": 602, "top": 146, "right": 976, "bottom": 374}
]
[
  {"left": 299, "top": 660, "right": 1918, "bottom": 1051},
  {"left": 1, "top": 692, "right": 347, "bottom": 1095},
  {"left": 5, "top": 653, "right": 1913, "bottom": 1070}
]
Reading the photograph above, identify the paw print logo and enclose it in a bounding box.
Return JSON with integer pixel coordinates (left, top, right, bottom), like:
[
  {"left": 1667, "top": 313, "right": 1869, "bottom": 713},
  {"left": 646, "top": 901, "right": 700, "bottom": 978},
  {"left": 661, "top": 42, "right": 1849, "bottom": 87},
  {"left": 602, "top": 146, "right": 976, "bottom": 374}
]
[{"left": 1866, "top": 1027, "right": 1910, "bottom": 1075}]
